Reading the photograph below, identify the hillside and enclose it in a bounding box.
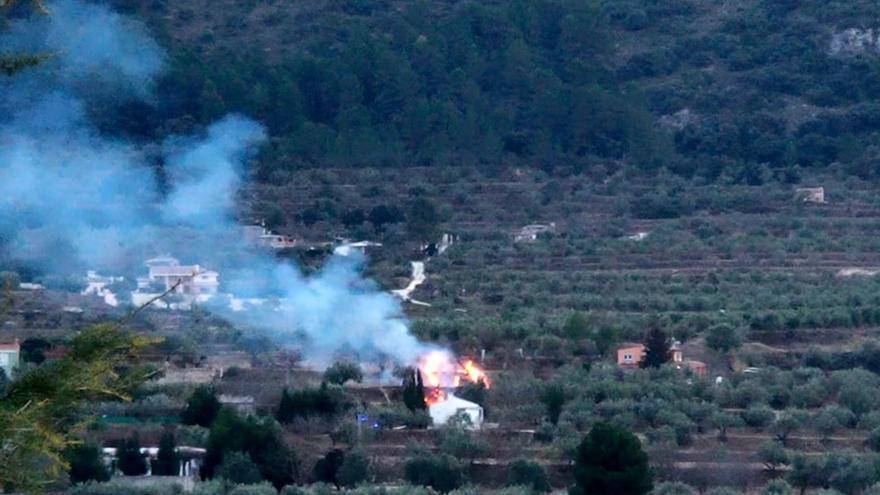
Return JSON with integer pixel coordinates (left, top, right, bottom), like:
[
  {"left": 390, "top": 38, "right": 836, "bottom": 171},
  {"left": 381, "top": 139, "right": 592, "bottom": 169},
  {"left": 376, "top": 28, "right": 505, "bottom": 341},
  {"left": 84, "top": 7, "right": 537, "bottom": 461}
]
[{"left": 10, "top": 1, "right": 880, "bottom": 493}]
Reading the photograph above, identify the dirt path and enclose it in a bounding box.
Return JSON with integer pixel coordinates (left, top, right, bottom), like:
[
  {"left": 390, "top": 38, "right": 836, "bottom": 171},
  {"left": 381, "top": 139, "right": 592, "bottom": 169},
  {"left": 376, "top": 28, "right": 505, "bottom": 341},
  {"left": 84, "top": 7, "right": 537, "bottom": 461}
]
[{"left": 392, "top": 261, "right": 431, "bottom": 307}]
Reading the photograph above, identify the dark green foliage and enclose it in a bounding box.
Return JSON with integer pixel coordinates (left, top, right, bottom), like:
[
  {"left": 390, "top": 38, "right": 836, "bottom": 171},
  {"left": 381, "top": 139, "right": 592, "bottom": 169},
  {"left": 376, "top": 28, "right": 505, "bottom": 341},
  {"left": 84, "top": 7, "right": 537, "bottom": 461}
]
[
  {"left": 406, "top": 197, "right": 440, "bottom": 242},
  {"left": 457, "top": 381, "right": 488, "bottom": 415},
  {"left": 323, "top": 362, "right": 363, "bottom": 386},
  {"left": 152, "top": 431, "right": 180, "bottom": 476},
  {"left": 402, "top": 369, "right": 426, "bottom": 412},
  {"left": 706, "top": 324, "right": 741, "bottom": 353},
  {"left": 20, "top": 338, "right": 50, "bottom": 365},
  {"left": 563, "top": 311, "right": 589, "bottom": 340},
  {"left": 368, "top": 205, "right": 404, "bottom": 232},
  {"left": 66, "top": 443, "right": 110, "bottom": 484},
  {"left": 403, "top": 453, "right": 465, "bottom": 493},
  {"left": 116, "top": 434, "right": 147, "bottom": 476},
  {"left": 217, "top": 451, "right": 263, "bottom": 485},
  {"left": 336, "top": 449, "right": 369, "bottom": 488},
  {"left": 540, "top": 383, "right": 567, "bottom": 425},
  {"left": 180, "top": 386, "right": 221, "bottom": 428},
  {"left": 204, "top": 408, "right": 297, "bottom": 489},
  {"left": 313, "top": 449, "right": 345, "bottom": 487},
  {"left": 571, "top": 422, "right": 652, "bottom": 495},
  {"left": 640, "top": 326, "right": 671, "bottom": 369},
  {"left": 276, "top": 383, "right": 348, "bottom": 423},
  {"left": 508, "top": 459, "right": 551, "bottom": 492}
]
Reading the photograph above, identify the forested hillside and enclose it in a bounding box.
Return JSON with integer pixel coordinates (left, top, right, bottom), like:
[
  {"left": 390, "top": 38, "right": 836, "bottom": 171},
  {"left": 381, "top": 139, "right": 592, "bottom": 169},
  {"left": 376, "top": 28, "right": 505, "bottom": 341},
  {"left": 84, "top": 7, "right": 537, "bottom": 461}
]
[{"left": 100, "top": 0, "right": 880, "bottom": 185}]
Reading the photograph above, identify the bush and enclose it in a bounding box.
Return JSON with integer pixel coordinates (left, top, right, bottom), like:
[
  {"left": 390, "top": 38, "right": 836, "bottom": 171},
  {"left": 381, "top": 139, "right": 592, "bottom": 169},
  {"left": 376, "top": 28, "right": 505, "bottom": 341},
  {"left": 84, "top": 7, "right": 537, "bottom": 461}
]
[
  {"left": 706, "top": 324, "right": 741, "bottom": 353},
  {"left": 651, "top": 482, "right": 696, "bottom": 495},
  {"left": 508, "top": 459, "right": 551, "bottom": 493},
  {"left": 323, "top": 362, "right": 363, "bottom": 386},
  {"left": 217, "top": 451, "right": 263, "bottom": 484},
  {"left": 404, "top": 453, "right": 465, "bottom": 493},
  {"left": 337, "top": 449, "right": 369, "bottom": 488},
  {"left": 742, "top": 405, "right": 775, "bottom": 429},
  {"left": 762, "top": 479, "right": 793, "bottom": 495},
  {"left": 313, "top": 449, "right": 345, "bottom": 487},
  {"left": 277, "top": 384, "right": 349, "bottom": 423},
  {"left": 66, "top": 443, "right": 110, "bottom": 484},
  {"left": 181, "top": 386, "right": 221, "bottom": 428},
  {"left": 69, "top": 480, "right": 183, "bottom": 495},
  {"left": 227, "top": 484, "right": 278, "bottom": 495},
  {"left": 866, "top": 428, "right": 880, "bottom": 452}
]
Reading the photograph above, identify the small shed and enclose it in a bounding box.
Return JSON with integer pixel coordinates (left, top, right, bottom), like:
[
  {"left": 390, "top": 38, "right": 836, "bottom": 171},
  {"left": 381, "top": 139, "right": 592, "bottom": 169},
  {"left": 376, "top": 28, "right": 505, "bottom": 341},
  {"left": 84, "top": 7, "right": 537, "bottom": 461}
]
[
  {"left": 795, "top": 187, "right": 826, "bottom": 204},
  {"left": 429, "top": 394, "right": 484, "bottom": 429}
]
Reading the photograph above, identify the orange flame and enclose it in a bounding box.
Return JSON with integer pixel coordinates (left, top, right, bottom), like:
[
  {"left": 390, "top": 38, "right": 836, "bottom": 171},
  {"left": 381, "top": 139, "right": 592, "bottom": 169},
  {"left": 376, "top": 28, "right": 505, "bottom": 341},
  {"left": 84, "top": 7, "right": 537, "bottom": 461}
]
[
  {"left": 425, "top": 388, "right": 448, "bottom": 406},
  {"left": 418, "top": 350, "right": 490, "bottom": 406}
]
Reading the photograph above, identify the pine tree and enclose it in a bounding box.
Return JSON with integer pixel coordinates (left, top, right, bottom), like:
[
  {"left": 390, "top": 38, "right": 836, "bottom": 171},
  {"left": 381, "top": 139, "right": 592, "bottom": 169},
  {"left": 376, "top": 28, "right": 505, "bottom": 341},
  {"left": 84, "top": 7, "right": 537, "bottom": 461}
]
[
  {"left": 640, "top": 326, "right": 671, "bottom": 369},
  {"left": 277, "top": 388, "right": 295, "bottom": 424},
  {"left": 571, "top": 422, "right": 653, "bottom": 495}
]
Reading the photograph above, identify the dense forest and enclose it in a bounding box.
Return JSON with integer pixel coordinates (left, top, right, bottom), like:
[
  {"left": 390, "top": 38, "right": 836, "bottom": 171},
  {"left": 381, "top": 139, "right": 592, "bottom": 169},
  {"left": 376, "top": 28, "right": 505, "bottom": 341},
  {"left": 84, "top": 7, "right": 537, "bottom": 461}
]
[{"left": 93, "top": 0, "right": 880, "bottom": 184}]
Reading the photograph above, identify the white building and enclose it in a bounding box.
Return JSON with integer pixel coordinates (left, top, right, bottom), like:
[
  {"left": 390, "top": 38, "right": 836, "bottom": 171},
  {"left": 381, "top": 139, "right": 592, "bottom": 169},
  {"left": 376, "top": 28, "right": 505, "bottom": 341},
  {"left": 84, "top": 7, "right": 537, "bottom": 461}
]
[
  {"left": 142, "top": 256, "right": 219, "bottom": 296},
  {"left": 82, "top": 270, "right": 124, "bottom": 307},
  {"left": 243, "top": 225, "right": 297, "bottom": 249},
  {"left": 334, "top": 240, "right": 383, "bottom": 257},
  {"left": 514, "top": 223, "right": 556, "bottom": 243},
  {"left": 429, "top": 394, "right": 484, "bottom": 430}
]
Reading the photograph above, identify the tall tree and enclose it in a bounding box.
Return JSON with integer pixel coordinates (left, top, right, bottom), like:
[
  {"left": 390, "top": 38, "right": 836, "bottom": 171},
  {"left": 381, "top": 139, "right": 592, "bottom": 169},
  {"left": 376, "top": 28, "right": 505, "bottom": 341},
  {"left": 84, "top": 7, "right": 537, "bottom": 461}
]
[
  {"left": 116, "top": 434, "right": 148, "bottom": 476},
  {"left": 571, "top": 422, "right": 653, "bottom": 495},
  {"left": 406, "top": 197, "right": 440, "bottom": 242},
  {"left": 402, "top": 368, "right": 426, "bottom": 412},
  {"left": 66, "top": 443, "right": 110, "bottom": 484},
  {"left": 640, "top": 326, "right": 671, "bottom": 369},
  {"left": 153, "top": 430, "right": 180, "bottom": 476}
]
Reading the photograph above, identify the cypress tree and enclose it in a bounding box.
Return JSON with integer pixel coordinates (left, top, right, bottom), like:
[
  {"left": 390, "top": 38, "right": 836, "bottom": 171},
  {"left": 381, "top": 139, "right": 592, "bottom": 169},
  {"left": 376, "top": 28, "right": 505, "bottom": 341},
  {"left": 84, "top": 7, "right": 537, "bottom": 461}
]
[
  {"left": 402, "top": 369, "right": 426, "bottom": 411},
  {"left": 117, "top": 434, "right": 148, "bottom": 476},
  {"left": 153, "top": 431, "right": 180, "bottom": 476},
  {"left": 640, "top": 326, "right": 671, "bottom": 369}
]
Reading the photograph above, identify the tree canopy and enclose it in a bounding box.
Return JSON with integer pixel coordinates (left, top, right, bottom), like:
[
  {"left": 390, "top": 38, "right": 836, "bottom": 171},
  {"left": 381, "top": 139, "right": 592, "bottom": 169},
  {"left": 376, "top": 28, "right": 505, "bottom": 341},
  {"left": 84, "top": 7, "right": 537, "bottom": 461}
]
[
  {"left": 0, "top": 324, "right": 156, "bottom": 492},
  {"left": 571, "top": 422, "right": 653, "bottom": 495}
]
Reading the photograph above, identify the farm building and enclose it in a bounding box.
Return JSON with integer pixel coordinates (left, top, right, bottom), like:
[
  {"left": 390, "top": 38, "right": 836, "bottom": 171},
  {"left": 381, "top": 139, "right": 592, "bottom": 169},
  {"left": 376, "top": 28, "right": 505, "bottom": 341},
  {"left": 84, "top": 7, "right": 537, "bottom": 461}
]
[
  {"left": 429, "top": 394, "right": 484, "bottom": 429},
  {"left": 138, "top": 256, "right": 219, "bottom": 296},
  {"left": 795, "top": 187, "right": 826, "bottom": 204}
]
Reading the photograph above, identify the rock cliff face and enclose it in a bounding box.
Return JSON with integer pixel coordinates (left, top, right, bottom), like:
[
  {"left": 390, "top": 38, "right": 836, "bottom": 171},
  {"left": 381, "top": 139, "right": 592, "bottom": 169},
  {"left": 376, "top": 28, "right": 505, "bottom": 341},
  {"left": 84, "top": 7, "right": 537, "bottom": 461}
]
[{"left": 830, "top": 28, "right": 880, "bottom": 56}]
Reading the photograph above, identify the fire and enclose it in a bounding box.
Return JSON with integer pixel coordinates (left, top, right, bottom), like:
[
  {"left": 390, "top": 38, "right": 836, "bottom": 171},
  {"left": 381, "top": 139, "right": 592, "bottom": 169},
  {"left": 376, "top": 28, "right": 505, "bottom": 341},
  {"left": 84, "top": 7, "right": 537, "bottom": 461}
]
[
  {"left": 425, "top": 388, "right": 448, "bottom": 406},
  {"left": 418, "top": 350, "right": 490, "bottom": 406}
]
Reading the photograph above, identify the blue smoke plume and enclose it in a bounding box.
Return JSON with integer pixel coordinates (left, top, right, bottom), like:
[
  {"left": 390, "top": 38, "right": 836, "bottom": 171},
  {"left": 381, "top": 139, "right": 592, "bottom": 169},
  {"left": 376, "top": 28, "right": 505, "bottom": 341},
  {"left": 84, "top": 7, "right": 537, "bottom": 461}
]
[{"left": 0, "top": 0, "right": 430, "bottom": 367}]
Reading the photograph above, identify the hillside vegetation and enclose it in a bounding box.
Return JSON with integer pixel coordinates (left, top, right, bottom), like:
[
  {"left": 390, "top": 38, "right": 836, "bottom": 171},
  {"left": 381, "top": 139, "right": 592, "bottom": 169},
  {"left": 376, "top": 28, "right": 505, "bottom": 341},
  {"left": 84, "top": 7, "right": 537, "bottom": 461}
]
[{"left": 104, "top": 0, "right": 880, "bottom": 185}]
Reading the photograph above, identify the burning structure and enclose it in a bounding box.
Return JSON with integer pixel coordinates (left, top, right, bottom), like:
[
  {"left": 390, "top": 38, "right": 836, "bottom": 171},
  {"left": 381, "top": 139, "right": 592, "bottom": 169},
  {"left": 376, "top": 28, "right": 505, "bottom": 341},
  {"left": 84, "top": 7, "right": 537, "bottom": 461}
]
[{"left": 418, "top": 350, "right": 490, "bottom": 429}]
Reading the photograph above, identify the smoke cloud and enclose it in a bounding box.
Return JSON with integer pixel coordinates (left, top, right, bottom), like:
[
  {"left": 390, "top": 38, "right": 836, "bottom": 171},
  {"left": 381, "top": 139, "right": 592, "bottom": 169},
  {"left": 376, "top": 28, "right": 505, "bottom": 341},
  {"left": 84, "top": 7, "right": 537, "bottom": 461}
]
[{"left": 0, "top": 0, "right": 431, "bottom": 367}]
